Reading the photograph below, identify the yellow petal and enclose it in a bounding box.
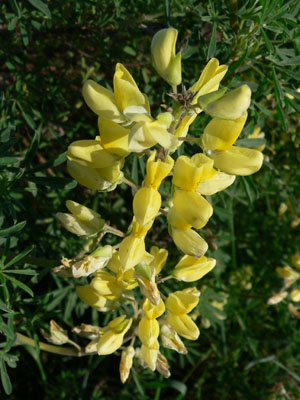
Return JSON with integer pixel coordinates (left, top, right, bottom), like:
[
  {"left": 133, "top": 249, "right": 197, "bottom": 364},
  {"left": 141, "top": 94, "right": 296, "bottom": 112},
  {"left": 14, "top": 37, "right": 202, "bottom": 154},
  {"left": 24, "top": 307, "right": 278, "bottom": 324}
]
[
  {"left": 173, "top": 189, "right": 213, "bottom": 229},
  {"left": 97, "top": 330, "right": 124, "bottom": 355},
  {"left": 119, "top": 235, "right": 146, "bottom": 271},
  {"left": 68, "top": 140, "right": 119, "bottom": 168},
  {"left": 166, "top": 288, "right": 200, "bottom": 315},
  {"left": 160, "top": 323, "right": 187, "bottom": 354},
  {"left": 82, "top": 80, "right": 124, "bottom": 123},
  {"left": 98, "top": 117, "right": 130, "bottom": 157},
  {"left": 196, "top": 172, "right": 236, "bottom": 195},
  {"left": 132, "top": 217, "right": 154, "bottom": 238},
  {"left": 113, "top": 63, "right": 146, "bottom": 111},
  {"left": 66, "top": 200, "right": 103, "bottom": 231},
  {"left": 56, "top": 213, "right": 96, "bottom": 236},
  {"left": 138, "top": 317, "right": 159, "bottom": 347},
  {"left": 210, "top": 146, "right": 263, "bottom": 176},
  {"left": 76, "top": 286, "right": 110, "bottom": 310},
  {"left": 201, "top": 113, "right": 248, "bottom": 150},
  {"left": 67, "top": 159, "right": 116, "bottom": 191},
  {"left": 151, "top": 28, "right": 181, "bottom": 86},
  {"left": 144, "top": 121, "right": 179, "bottom": 150},
  {"left": 203, "top": 85, "right": 251, "bottom": 120},
  {"left": 90, "top": 271, "right": 122, "bottom": 297},
  {"left": 120, "top": 346, "right": 135, "bottom": 384},
  {"left": 150, "top": 246, "right": 168, "bottom": 274},
  {"left": 140, "top": 344, "right": 159, "bottom": 371},
  {"left": 170, "top": 226, "right": 208, "bottom": 257},
  {"left": 290, "top": 289, "right": 300, "bottom": 302},
  {"left": 143, "top": 298, "right": 165, "bottom": 320},
  {"left": 173, "top": 255, "right": 216, "bottom": 282},
  {"left": 167, "top": 207, "right": 192, "bottom": 230},
  {"left": 191, "top": 58, "right": 228, "bottom": 101},
  {"left": 166, "top": 312, "right": 200, "bottom": 340},
  {"left": 133, "top": 187, "right": 161, "bottom": 226},
  {"left": 173, "top": 154, "right": 216, "bottom": 191},
  {"left": 144, "top": 151, "right": 174, "bottom": 189},
  {"left": 128, "top": 122, "right": 157, "bottom": 152}
]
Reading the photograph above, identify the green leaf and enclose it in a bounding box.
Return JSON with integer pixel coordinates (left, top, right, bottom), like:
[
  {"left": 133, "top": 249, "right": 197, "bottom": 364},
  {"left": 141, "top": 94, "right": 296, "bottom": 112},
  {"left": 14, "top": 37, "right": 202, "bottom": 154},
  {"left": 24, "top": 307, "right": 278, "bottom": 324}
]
[
  {"left": 0, "top": 221, "right": 26, "bottom": 237},
  {"left": 0, "top": 300, "right": 14, "bottom": 313},
  {"left": 10, "top": 0, "right": 21, "bottom": 17},
  {"left": 3, "top": 245, "right": 34, "bottom": 268},
  {"left": 2, "top": 273, "right": 34, "bottom": 297},
  {"left": 0, "top": 156, "right": 21, "bottom": 166},
  {"left": 4, "top": 269, "right": 37, "bottom": 275},
  {"left": 240, "top": 176, "right": 259, "bottom": 204},
  {"left": 28, "top": 0, "right": 51, "bottom": 18},
  {"left": 0, "top": 357, "right": 12, "bottom": 395},
  {"left": 24, "top": 124, "right": 42, "bottom": 165},
  {"left": 207, "top": 23, "right": 217, "bottom": 59}
]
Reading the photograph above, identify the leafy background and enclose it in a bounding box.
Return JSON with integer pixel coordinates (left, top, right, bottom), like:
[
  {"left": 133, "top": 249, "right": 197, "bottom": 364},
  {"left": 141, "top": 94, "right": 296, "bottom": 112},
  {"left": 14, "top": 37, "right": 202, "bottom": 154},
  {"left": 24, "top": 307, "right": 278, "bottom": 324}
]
[{"left": 1, "top": 0, "right": 300, "bottom": 398}]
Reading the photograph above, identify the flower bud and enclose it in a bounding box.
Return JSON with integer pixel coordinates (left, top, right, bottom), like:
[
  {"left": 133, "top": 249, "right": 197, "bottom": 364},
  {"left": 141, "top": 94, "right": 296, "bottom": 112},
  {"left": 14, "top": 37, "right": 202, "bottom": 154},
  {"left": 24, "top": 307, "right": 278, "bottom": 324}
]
[
  {"left": 267, "top": 291, "right": 288, "bottom": 305},
  {"left": 120, "top": 346, "right": 135, "bottom": 383},
  {"left": 201, "top": 85, "right": 251, "bottom": 120},
  {"left": 151, "top": 28, "right": 182, "bottom": 86},
  {"left": 143, "top": 298, "right": 165, "bottom": 320},
  {"left": 149, "top": 246, "right": 168, "bottom": 274},
  {"left": 166, "top": 288, "right": 200, "bottom": 315},
  {"left": 156, "top": 352, "right": 171, "bottom": 378},
  {"left": 97, "top": 315, "right": 132, "bottom": 355},
  {"left": 140, "top": 344, "right": 159, "bottom": 371}
]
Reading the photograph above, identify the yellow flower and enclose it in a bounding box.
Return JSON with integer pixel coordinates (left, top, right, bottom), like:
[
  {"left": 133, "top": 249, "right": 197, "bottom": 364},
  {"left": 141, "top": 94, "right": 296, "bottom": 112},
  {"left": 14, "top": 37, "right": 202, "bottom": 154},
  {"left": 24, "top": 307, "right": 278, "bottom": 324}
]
[
  {"left": 142, "top": 298, "right": 165, "bottom": 320},
  {"left": 67, "top": 158, "right": 122, "bottom": 191},
  {"left": 90, "top": 270, "right": 123, "bottom": 298},
  {"left": 67, "top": 140, "right": 120, "bottom": 168},
  {"left": 169, "top": 225, "right": 208, "bottom": 258},
  {"left": 151, "top": 28, "right": 181, "bottom": 87},
  {"left": 144, "top": 150, "right": 174, "bottom": 189},
  {"left": 173, "top": 255, "right": 216, "bottom": 282},
  {"left": 131, "top": 217, "right": 154, "bottom": 239},
  {"left": 196, "top": 172, "right": 236, "bottom": 195},
  {"left": 139, "top": 344, "right": 159, "bottom": 371},
  {"left": 113, "top": 63, "right": 149, "bottom": 112},
  {"left": 190, "top": 58, "right": 228, "bottom": 103},
  {"left": 133, "top": 187, "right": 161, "bottom": 226},
  {"left": 166, "top": 312, "right": 200, "bottom": 340},
  {"left": 149, "top": 246, "right": 168, "bottom": 274},
  {"left": 210, "top": 146, "right": 264, "bottom": 176},
  {"left": 120, "top": 346, "right": 135, "bottom": 384},
  {"left": 267, "top": 291, "right": 288, "bottom": 305},
  {"left": 135, "top": 263, "right": 161, "bottom": 305},
  {"left": 160, "top": 323, "right": 187, "bottom": 354},
  {"left": 166, "top": 288, "right": 200, "bottom": 315},
  {"left": 172, "top": 188, "right": 213, "bottom": 229},
  {"left": 72, "top": 245, "right": 113, "bottom": 278},
  {"left": 138, "top": 317, "right": 160, "bottom": 348},
  {"left": 201, "top": 113, "right": 248, "bottom": 151},
  {"left": 56, "top": 200, "right": 104, "bottom": 236},
  {"left": 290, "top": 289, "right": 300, "bottom": 302},
  {"left": 173, "top": 154, "right": 216, "bottom": 191},
  {"left": 76, "top": 286, "right": 116, "bottom": 311},
  {"left": 291, "top": 253, "right": 300, "bottom": 269},
  {"left": 97, "top": 315, "right": 132, "bottom": 355},
  {"left": 98, "top": 117, "right": 130, "bottom": 157},
  {"left": 82, "top": 64, "right": 149, "bottom": 123},
  {"left": 119, "top": 235, "right": 146, "bottom": 271},
  {"left": 200, "top": 85, "right": 251, "bottom": 120}
]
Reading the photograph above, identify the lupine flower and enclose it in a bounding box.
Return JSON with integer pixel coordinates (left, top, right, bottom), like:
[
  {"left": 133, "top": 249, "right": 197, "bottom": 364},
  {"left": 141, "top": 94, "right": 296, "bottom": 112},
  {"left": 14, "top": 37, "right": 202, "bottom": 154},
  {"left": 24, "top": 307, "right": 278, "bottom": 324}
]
[
  {"left": 290, "top": 289, "right": 300, "bottom": 302},
  {"left": 151, "top": 27, "right": 181, "bottom": 87},
  {"left": 56, "top": 200, "right": 104, "bottom": 236},
  {"left": 160, "top": 322, "right": 187, "bottom": 354},
  {"left": 173, "top": 255, "right": 216, "bottom": 282},
  {"left": 97, "top": 315, "right": 132, "bottom": 355},
  {"left": 72, "top": 245, "right": 113, "bottom": 278}
]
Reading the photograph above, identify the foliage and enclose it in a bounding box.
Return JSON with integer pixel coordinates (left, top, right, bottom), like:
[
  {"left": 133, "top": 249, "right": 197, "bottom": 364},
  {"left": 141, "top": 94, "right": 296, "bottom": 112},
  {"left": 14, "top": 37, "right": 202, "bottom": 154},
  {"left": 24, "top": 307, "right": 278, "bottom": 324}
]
[{"left": 0, "top": 0, "right": 300, "bottom": 399}]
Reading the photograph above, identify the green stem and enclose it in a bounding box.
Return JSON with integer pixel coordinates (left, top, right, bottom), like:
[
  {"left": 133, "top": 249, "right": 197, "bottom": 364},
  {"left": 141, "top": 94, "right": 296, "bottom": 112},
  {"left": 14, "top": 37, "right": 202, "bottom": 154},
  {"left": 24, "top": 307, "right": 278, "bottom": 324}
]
[
  {"left": 16, "top": 333, "right": 81, "bottom": 356},
  {"left": 104, "top": 225, "right": 124, "bottom": 237}
]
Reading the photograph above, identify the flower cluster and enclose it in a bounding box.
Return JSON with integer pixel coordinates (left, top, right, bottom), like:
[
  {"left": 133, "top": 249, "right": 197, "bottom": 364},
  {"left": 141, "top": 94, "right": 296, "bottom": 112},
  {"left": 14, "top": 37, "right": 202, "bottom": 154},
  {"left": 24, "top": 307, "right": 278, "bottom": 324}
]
[{"left": 54, "top": 27, "right": 264, "bottom": 381}]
